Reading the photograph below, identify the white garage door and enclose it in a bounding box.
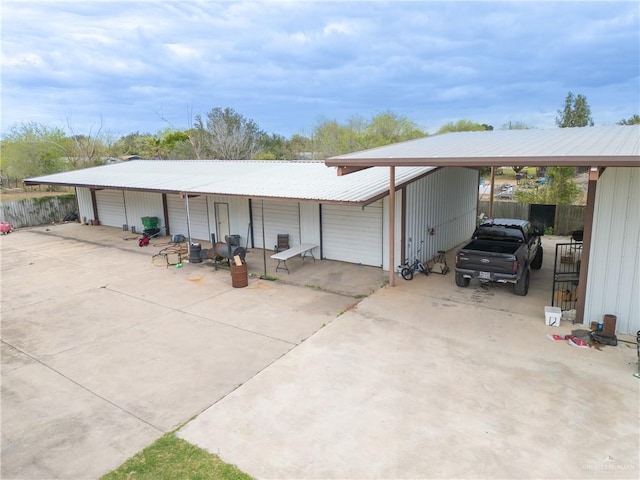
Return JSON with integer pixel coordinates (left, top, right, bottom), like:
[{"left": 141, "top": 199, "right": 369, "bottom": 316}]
[
  {"left": 251, "top": 199, "right": 300, "bottom": 249},
  {"left": 167, "top": 195, "right": 211, "bottom": 242},
  {"left": 322, "top": 201, "right": 383, "bottom": 267},
  {"left": 95, "top": 190, "right": 126, "bottom": 227}
]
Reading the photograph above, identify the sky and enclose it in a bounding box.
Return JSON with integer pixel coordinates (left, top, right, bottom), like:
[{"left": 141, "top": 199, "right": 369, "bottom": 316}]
[{"left": 1, "top": 0, "right": 639, "bottom": 140}]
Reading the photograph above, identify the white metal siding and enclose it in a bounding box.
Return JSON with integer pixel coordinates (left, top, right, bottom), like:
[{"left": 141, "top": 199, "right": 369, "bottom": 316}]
[
  {"left": 585, "top": 167, "right": 640, "bottom": 335},
  {"left": 95, "top": 190, "right": 126, "bottom": 227},
  {"left": 251, "top": 199, "right": 301, "bottom": 249},
  {"left": 208, "top": 196, "right": 252, "bottom": 247},
  {"left": 76, "top": 187, "right": 93, "bottom": 223},
  {"left": 167, "top": 195, "right": 211, "bottom": 242},
  {"left": 404, "top": 167, "right": 478, "bottom": 262},
  {"left": 322, "top": 201, "right": 383, "bottom": 266},
  {"left": 123, "top": 191, "right": 164, "bottom": 234}
]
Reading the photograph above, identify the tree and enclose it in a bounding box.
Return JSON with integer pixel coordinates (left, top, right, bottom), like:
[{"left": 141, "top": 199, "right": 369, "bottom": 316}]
[
  {"left": 556, "top": 92, "right": 594, "bottom": 127},
  {"left": 307, "top": 112, "right": 426, "bottom": 159},
  {"left": 436, "top": 120, "right": 493, "bottom": 134},
  {"left": 62, "top": 118, "right": 111, "bottom": 168},
  {"left": 618, "top": 114, "right": 640, "bottom": 125},
  {"left": 501, "top": 121, "right": 531, "bottom": 130},
  {"left": 190, "top": 107, "right": 265, "bottom": 159},
  {"left": 515, "top": 166, "right": 582, "bottom": 205},
  {"left": 0, "top": 122, "right": 67, "bottom": 179}
]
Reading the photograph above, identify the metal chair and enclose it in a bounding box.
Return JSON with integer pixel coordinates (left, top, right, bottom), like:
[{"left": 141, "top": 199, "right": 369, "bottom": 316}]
[{"left": 274, "top": 234, "right": 290, "bottom": 253}]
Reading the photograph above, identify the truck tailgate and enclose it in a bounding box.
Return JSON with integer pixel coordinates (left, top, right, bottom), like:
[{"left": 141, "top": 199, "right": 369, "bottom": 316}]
[{"left": 456, "top": 249, "right": 517, "bottom": 277}]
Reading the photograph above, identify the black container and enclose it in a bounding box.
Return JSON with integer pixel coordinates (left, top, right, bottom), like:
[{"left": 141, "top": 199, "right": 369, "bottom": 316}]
[{"left": 189, "top": 243, "right": 202, "bottom": 264}]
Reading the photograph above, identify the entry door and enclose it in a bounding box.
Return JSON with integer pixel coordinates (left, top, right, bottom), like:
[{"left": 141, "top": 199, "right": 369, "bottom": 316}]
[{"left": 215, "top": 202, "right": 230, "bottom": 243}]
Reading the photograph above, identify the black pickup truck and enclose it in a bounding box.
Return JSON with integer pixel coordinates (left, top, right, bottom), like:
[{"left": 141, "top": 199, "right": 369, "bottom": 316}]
[{"left": 455, "top": 218, "right": 543, "bottom": 296}]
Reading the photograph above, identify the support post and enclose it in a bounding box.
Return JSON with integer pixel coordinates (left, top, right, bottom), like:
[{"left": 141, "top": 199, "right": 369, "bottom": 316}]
[
  {"left": 489, "top": 166, "right": 496, "bottom": 218},
  {"left": 575, "top": 168, "right": 598, "bottom": 324},
  {"left": 389, "top": 166, "right": 396, "bottom": 287}
]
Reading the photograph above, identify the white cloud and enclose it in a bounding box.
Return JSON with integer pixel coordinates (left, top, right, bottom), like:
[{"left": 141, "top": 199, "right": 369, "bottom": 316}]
[{"left": 0, "top": 1, "right": 638, "bottom": 138}]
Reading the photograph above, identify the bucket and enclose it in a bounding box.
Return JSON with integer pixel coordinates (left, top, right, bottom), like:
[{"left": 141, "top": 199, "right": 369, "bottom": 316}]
[
  {"left": 603, "top": 314, "right": 617, "bottom": 335},
  {"left": 189, "top": 243, "right": 202, "bottom": 264},
  {"left": 231, "top": 262, "right": 248, "bottom": 288}
]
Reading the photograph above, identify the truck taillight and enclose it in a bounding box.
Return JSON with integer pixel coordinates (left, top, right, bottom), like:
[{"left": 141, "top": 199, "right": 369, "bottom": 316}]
[
  {"left": 455, "top": 254, "right": 460, "bottom": 266},
  {"left": 512, "top": 260, "right": 519, "bottom": 274}
]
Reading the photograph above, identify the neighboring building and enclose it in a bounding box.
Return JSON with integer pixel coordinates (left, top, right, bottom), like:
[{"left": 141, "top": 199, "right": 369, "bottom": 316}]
[{"left": 326, "top": 125, "right": 640, "bottom": 335}]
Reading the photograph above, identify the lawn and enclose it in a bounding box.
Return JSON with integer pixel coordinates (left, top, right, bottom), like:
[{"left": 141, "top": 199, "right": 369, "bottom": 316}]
[{"left": 101, "top": 432, "right": 253, "bottom": 480}]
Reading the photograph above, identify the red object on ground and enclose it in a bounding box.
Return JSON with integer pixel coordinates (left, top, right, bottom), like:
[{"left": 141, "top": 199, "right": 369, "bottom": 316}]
[{"left": 0, "top": 222, "right": 13, "bottom": 234}]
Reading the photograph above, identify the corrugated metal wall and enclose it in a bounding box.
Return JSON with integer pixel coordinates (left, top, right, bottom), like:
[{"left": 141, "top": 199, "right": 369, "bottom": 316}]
[
  {"left": 76, "top": 187, "right": 93, "bottom": 222},
  {"left": 404, "top": 167, "right": 478, "bottom": 263},
  {"left": 208, "top": 196, "right": 251, "bottom": 246},
  {"left": 123, "top": 191, "right": 164, "bottom": 233},
  {"left": 167, "top": 194, "right": 211, "bottom": 242},
  {"left": 322, "top": 201, "right": 383, "bottom": 266},
  {"left": 585, "top": 167, "right": 640, "bottom": 335},
  {"left": 251, "top": 199, "right": 301, "bottom": 249}
]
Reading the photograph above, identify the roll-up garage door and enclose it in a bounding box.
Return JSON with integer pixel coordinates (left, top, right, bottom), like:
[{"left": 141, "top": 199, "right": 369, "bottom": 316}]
[
  {"left": 251, "top": 199, "right": 300, "bottom": 249},
  {"left": 95, "top": 190, "right": 126, "bottom": 227},
  {"left": 322, "top": 201, "right": 383, "bottom": 267},
  {"left": 167, "top": 194, "right": 211, "bottom": 241}
]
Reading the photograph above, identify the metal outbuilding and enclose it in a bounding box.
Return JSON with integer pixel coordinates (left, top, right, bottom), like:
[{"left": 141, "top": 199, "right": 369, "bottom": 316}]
[
  {"left": 326, "top": 125, "right": 640, "bottom": 335},
  {"left": 25, "top": 160, "right": 479, "bottom": 272}
]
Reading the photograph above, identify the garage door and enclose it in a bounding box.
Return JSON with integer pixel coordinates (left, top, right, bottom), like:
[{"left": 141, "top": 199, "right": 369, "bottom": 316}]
[
  {"left": 95, "top": 190, "right": 126, "bottom": 227},
  {"left": 251, "top": 199, "right": 300, "bottom": 249},
  {"left": 322, "top": 201, "right": 383, "bottom": 266},
  {"left": 167, "top": 195, "right": 211, "bottom": 242}
]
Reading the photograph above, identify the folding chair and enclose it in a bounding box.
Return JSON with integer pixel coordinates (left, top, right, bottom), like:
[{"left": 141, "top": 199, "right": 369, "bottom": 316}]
[{"left": 274, "top": 234, "right": 290, "bottom": 253}]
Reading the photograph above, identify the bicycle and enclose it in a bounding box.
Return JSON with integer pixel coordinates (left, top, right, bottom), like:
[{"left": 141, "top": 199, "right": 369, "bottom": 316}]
[{"left": 398, "top": 246, "right": 429, "bottom": 280}]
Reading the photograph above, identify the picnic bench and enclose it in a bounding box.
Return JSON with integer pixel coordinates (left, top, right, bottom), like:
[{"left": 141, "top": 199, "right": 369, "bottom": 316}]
[{"left": 270, "top": 243, "right": 318, "bottom": 274}]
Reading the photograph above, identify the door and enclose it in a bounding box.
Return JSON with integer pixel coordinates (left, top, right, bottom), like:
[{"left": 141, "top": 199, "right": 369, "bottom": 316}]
[
  {"left": 214, "top": 202, "right": 230, "bottom": 243},
  {"left": 95, "top": 190, "right": 126, "bottom": 227}
]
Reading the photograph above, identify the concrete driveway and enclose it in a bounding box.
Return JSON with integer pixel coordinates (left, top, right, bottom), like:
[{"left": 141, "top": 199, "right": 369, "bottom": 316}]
[
  {"left": 179, "top": 237, "right": 639, "bottom": 479},
  {"left": 1, "top": 224, "right": 362, "bottom": 479},
  {"left": 2, "top": 226, "right": 638, "bottom": 479}
]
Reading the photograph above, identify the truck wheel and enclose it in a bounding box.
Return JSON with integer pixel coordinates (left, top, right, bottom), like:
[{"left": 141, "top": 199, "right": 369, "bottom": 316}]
[
  {"left": 401, "top": 267, "right": 414, "bottom": 281},
  {"left": 531, "top": 247, "right": 543, "bottom": 270},
  {"left": 455, "top": 273, "right": 470, "bottom": 287},
  {"left": 514, "top": 268, "right": 530, "bottom": 296}
]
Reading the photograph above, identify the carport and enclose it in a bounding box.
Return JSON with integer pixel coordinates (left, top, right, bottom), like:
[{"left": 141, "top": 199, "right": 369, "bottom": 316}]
[{"left": 326, "top": 126, "right": 640, "bottom": 334}]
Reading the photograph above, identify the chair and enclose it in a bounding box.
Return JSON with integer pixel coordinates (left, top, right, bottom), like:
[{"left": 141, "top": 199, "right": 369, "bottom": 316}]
[{"left": 274, "top": 234, "right": 290, "bottom": 253}]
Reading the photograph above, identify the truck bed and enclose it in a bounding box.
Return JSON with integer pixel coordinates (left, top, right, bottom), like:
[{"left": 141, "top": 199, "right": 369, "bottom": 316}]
[{"left": 461, "top": 239, "right": 521, "bottom": 255}]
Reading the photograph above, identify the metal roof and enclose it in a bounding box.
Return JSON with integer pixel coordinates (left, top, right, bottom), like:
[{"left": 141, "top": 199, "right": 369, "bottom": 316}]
[
  {"left": 24, "top": 160, "right": 437, "bottom": 205},
  {"left": 326, "top": 125, "right": 640, "bottom": 169}
]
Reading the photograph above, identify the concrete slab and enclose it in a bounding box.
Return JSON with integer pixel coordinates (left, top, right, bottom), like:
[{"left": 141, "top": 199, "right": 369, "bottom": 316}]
[
  {"left": 179, "top": 252, "right": 640, "bottom": 479},
  {"left": 1, "top": 224, "right": 370, "bottom": 479}
]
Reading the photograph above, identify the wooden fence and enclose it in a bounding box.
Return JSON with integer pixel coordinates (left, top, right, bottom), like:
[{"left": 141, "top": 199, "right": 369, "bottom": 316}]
[
  {"left": 0, "top": 195, "right": 78, "bottom": 228},
  {"left": 478, "top": 201, "right": 585, "bottom": 235}
]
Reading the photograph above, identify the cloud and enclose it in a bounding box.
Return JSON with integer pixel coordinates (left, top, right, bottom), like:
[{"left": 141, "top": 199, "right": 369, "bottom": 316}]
[{"left": 1, "top": 1, "right": 638, "bottom": 139}]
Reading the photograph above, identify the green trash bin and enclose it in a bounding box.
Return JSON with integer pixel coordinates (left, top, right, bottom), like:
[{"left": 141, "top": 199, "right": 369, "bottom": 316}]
[{"left": 141, "top": 216, "right": 159, "bottom": 230}]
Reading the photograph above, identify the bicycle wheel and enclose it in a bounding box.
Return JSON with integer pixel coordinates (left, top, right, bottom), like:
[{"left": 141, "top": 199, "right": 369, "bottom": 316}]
[{"left": 401, "top": 267, "right": 414, "bottom": 280}]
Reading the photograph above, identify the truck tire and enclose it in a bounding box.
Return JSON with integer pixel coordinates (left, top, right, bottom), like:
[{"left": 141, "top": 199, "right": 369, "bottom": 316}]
[
  {"left": 514, "top": 267, "right": 530, "bottom": 296},
  {"left": 455, "top": 273, "right": 470, "bottom": 288},
  {"left": 531, "top": 247, "right": 543, "bottom": 270}
]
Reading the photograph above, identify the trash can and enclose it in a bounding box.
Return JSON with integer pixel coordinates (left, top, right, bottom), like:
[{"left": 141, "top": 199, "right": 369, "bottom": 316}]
[
  {"left": 231, "top": 262, "right": 248, "bottom": 288},
  {"left": 189, "top": 243, "right": 202, "bottom": 264}
]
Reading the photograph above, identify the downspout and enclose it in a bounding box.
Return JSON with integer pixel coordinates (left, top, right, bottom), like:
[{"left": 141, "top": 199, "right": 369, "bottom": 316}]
[
  {"left": 575, "top": 167, "right": 599, "bottom": 324},
  {"left": 389, "top": 166, "right": 395, "bottom": 287}
]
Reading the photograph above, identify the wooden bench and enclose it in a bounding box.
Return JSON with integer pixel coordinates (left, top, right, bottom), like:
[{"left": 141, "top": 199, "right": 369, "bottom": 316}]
[{"left": 270, "top": 244, "right": 318, "bottom": 274}]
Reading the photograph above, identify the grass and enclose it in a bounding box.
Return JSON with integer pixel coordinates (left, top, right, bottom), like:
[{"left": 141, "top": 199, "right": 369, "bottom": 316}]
[{"left": 100, "top": 432, "right": 253, "bottom": 480}]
